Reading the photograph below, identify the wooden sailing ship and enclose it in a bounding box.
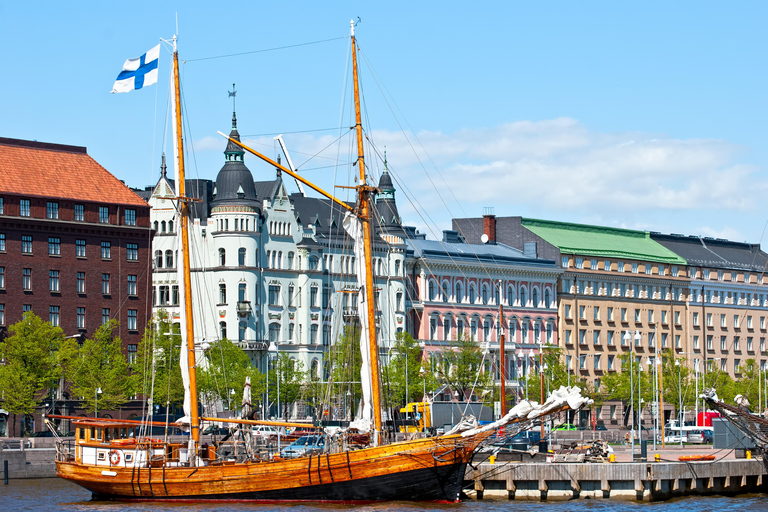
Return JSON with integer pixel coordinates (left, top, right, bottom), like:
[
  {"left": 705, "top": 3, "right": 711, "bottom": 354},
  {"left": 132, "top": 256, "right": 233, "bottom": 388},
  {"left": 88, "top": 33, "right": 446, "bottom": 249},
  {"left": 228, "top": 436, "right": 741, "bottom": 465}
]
[{"left": 53, "top": 23, "right": 589, "bottom": 503}]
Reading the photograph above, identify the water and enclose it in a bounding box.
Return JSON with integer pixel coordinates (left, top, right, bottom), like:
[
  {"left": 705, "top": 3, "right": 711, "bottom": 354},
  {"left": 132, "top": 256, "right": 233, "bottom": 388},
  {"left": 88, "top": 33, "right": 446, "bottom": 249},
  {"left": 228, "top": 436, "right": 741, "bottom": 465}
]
[{"left": 2, "top": 479, "right": 768, "bottom": 512}]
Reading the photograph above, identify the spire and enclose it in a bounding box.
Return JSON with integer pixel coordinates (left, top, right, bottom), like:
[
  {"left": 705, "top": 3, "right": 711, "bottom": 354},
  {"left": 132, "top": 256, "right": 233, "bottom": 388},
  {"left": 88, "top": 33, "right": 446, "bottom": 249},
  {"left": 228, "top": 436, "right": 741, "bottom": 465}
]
[
  {"left": 160, "top": 152, "right": 167, "bottom": 179},
  {"left": 224, "top": 86, "right": 244, "bottom": 163}
]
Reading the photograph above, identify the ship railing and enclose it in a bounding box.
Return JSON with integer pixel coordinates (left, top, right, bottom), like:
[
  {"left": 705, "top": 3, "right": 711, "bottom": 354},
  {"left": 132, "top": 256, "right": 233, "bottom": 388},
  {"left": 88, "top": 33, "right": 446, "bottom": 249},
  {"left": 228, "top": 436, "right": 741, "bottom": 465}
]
[{"left": 54, "top": 439, "right": 76, "bottom": 462}]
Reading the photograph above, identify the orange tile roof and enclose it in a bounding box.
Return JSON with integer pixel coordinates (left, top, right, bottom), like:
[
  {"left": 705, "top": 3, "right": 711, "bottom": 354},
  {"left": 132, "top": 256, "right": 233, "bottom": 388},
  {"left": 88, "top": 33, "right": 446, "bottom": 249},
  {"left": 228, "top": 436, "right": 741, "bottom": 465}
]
[{"left": 0, "top": 137, "right": 148, "bottom": 207}]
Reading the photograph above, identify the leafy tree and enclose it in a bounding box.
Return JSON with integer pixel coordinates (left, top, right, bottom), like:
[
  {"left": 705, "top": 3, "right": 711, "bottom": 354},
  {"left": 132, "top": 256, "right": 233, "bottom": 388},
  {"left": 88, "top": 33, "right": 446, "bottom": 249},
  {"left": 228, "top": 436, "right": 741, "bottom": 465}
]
[
  {"left": 269, "top": 353, "right": 306, "bottom": 419},
  {"left": 0, "top": 313, "right": 76, "bottom": 436},
  {"left": 198, "top": 338, "right": 263, "bottom": 416},
  {"left": 522, "top": 348, "right": 571, "bottom": 404},
  {"left": 382, "top": 332, "right": 438, "bottom": 408},
  {"left": 328, "top": 326, "right": 363, "bottom": 418},
  {"left": 436, "top": 338, "right": 492, "bottom": 399},
  {"left": 132, "top": 315, "right": 185, "bottom": 413},
  {"left": 67, "top": 320, "right": 134, "bottom": 414}
]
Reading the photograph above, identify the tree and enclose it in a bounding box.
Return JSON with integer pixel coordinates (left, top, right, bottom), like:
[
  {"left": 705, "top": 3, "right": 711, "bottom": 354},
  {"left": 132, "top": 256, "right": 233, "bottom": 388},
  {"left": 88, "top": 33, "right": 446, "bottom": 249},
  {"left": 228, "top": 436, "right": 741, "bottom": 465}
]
[
  {"left": 522, "top": 348, "right": 570, "bottom": 405},
  {"left": 382, "top": 332, "right": 437, "bottom": 408},
  {"left": 0, "top": 313, "right": 75, "bottom": 436},
  {"left": 436, "top": 338, "right": 492, "bottom": 399},
  {"left": 67, "top": 320, "right": 134, "bottom": 414},
  {"left": 328, "top": 326, "right": 363, "bottom": 418},
  {"left": 198, "top": 338, "right": 263, "bottom": 416},
  {"left": 132, "top": 316, "right": 185, "bottom": 414},
  {"left": 269, "top": 353, "right": 306, "bottom": 419}
]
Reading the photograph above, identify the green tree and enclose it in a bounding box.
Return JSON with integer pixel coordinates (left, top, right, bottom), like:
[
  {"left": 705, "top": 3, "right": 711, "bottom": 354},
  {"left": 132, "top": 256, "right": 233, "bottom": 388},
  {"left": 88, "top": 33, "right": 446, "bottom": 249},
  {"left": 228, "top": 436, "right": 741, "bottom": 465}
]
[
  {"left": 436, "top": 338, "right": 491, "bottom": 398},
  {"left": 67, "top": 320, "right": 134, "bottom": 414},
  {"left": 328, "top": 326, "right": 363, "bottom": 418},
  {"left": 198, "top": 338, "right": 263, "bottom": 415},
  {"left": 382, "top": 332, "right": 437, "bottom": 408},
  {"left": 269, "top": 353, "right": 306, "bottom": 419},
  {"left": 0, "top": 313, "right": 76, "bottom": 436},
  {"left": 132, "top": 316, "right": 185, "bottom": 413},
  {"left": 522, "top": 348, "right": 570, "bottom": 404}
]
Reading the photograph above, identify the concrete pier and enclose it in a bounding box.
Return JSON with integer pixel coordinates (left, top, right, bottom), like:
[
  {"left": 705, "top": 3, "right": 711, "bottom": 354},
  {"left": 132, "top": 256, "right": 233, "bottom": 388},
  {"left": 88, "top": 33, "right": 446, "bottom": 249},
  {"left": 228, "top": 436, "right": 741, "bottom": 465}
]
[{"left": 464, "top": 459, "right": 768, "bottom": 501}]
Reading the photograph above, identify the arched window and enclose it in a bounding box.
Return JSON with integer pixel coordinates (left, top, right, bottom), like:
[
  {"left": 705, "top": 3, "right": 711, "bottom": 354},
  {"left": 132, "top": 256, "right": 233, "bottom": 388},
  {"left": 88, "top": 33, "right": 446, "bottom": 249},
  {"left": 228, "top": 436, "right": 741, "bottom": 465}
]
[
  {"left": 165, "top": 250, "right": 173, "bottom": 268},
  {"left": 161, "top": 221, "right": 166, "bottom": 233},
  {"left": 154, "top": 250, "right": 163, "bottom": 268},
  {"left": 469, "top": 285, "right": 477, "bottom": 304},
  {"left": 168, "top": 220, "right": 173, "bottom": 232},
  {"left": 238, "top": 283, "right": 246, "bottom": 302},
  {"left": 287, "top": 252, "right": 294, "bottom": 270},
  {"left": 219, "top": 284, "right": 226, "bottom": 304},
  {"left": 520, "top": 288, "right": 527, "bottom": 307},
  {"left": 507, "top": 285, "right": 515, "bottom": 306},
  {"left": 532, "top": 288, "right": 539, "bottom": 308},
  {"left": 219, "top": 248, "right": 226, "bottom": 266},
  {"left": 238, "top": 248, "right": 246, "bottom": 266},
  {"left": 238, "top": 321, "right": 247, "bottom": 341},
  {"left": 428, "top": 280, "right": 437, "bottom": 301},
  {"left": 219, "top": 321, "right": 227, "bottom": 340},
  {"left": 544, "top": 289, "right": 551, "bottom": 308},
  {"left": 277, "top": 251, "right": 282, "bottom": 269},
  {"left": 153, "top": 221, "right": 159, "bottom": 231},
  {"left": 441, "top": 282, "right": 450, "bottom": 303},
  {"left": 311, "top": 359, "right": 319, "bottom": 380},
  {"left": 309, "top": 256, "right": 319, "bottom": 270},
  {"left": 269, "top": 323, "right": 280, "bottom": 343},
  {"left": 494, "top": 285, "right": 500, "bottom": 305},
  {"left": 481, "top": 284, "right": 489, "bottom": 305},
  {"left": 455, "top": 282, "right": 464, "bottom": 303}
]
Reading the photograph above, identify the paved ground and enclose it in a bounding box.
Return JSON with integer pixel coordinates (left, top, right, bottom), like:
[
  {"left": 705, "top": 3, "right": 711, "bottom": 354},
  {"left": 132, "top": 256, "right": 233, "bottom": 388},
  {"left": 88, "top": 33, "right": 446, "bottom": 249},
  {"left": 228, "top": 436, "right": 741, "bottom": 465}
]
[{"left": 609, "top": 442, "right": 740, "bottom": 462}]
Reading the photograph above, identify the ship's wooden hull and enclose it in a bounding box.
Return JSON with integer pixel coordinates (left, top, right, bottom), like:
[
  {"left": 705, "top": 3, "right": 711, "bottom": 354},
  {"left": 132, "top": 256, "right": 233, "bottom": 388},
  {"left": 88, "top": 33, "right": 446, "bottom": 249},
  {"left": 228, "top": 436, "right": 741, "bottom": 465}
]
[{"left": 56, "top": 433, "right": 488, "bottom": 503}]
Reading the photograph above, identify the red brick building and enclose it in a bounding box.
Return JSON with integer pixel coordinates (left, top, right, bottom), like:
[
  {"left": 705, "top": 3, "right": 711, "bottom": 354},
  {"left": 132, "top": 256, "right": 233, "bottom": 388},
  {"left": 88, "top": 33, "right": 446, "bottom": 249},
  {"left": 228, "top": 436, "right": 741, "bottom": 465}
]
[{"left": 0, "top": 137, "right": 153, "bottom": 434}]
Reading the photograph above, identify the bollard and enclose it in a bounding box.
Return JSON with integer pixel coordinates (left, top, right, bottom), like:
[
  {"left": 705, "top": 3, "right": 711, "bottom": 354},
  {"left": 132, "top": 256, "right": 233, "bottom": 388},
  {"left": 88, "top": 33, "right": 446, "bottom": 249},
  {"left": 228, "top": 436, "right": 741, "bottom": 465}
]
[
  {"left": 489, "top": 455, "right": 496, "bottom": 464},
  {"left": 747, "top": 450, "right": 752, "bottom": 460},
  {"left": 4, "top": 459, "right": 8, "bottom": 485},
  {"left": 609, "top": 453, "right": 615, "bottom": 463},
  {"left": 655, "top": 453, "right": 660, "bottom": 462}
]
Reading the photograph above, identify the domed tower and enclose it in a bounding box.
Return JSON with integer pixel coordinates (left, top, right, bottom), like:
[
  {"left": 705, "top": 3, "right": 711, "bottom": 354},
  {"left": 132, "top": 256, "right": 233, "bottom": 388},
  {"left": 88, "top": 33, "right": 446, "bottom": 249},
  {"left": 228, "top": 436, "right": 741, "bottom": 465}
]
[
  {"left": 375, "top": 152, "right": 404, "bottom": 236},
  {"left": 211, "top": 111, "right": 259, "bottom": 211}
]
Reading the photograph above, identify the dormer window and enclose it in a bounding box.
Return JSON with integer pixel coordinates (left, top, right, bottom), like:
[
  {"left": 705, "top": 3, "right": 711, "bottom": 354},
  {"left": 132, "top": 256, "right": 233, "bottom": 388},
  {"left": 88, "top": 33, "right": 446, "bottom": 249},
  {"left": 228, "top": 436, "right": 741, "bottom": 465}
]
[{"left": 237, "top": 184, "right": 245, "bottom": 199}]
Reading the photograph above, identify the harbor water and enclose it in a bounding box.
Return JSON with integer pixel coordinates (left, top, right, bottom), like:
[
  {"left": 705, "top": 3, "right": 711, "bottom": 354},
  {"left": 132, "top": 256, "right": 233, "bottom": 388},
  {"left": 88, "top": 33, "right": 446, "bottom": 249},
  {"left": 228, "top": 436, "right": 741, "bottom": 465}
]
[{"left": 1, "top": 479, "right": 768, "bottom": 511}]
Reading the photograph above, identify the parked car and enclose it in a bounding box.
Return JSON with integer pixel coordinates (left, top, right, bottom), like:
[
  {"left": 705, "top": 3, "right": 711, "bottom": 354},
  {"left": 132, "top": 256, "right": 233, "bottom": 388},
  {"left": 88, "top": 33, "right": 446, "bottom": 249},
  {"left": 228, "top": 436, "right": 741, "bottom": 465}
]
[
  {"left": 252, "top": 425, "right": 279, "bottom": 440},
  {"left": 687, "top": 429, "right": 714, "bottom": 444},
  {"left": 284, "top": 429, "right": 318, "bottom": 441},
  {"left": 553, "top": 423, "right": 577, "bottom": 431},
  {"left": 506, "top": 431, "right": 543, "bottom": 449},
  {"left": 280, "top": 435, "right": 325, "bottom": 459},
  {"left": 202, "top": 426, "right": 230, "bottom": 436},
  {"left": 30, "top": 430, "right": 57, "bottom": 437},
  {"left": 578, "top": 424, "right": 607, "bottom": 431}
]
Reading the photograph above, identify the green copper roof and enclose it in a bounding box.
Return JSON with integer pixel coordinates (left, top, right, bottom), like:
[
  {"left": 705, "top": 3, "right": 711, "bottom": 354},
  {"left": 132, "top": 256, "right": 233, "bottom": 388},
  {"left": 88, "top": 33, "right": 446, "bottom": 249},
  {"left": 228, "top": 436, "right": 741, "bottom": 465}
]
[{"left": 522, "top": 218, "right": 686, "bottom": 264}]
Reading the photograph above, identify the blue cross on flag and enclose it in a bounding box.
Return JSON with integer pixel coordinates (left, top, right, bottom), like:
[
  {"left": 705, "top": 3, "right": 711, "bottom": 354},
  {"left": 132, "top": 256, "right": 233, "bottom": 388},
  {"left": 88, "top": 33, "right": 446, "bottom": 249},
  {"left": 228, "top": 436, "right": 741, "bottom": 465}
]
[{"left": 111, "top": 44, "right": 160, "bottom": 93}]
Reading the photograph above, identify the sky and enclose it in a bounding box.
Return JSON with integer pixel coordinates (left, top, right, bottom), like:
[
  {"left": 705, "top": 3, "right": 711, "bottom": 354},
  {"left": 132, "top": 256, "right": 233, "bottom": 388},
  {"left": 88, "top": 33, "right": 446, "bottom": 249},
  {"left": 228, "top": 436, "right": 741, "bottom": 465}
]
[{"left": 2, "top": 2, "right": 767, "bottom": 245}]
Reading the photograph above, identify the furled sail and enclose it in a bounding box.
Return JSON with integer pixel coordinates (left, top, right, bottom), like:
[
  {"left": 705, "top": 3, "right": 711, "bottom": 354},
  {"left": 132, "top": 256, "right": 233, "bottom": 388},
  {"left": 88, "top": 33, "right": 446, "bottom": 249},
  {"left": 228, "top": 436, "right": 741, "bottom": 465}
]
[{"left": 343, "top": 211, "right": 373, "bottom": 432}]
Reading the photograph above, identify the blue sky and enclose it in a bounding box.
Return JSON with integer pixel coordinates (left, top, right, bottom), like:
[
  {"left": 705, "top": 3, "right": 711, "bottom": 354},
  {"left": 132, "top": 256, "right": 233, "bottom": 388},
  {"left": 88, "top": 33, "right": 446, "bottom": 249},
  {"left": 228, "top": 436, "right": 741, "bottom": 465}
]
[{"left": 2, "top": 2, "right": 767, "bottom": 244}]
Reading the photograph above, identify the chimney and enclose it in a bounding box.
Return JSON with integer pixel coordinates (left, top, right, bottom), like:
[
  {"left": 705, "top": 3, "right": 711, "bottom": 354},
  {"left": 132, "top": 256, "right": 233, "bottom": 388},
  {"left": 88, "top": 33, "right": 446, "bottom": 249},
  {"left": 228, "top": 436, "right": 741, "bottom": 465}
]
[{"left": 482, "top": 207, "right": 496, "bottom": 243}]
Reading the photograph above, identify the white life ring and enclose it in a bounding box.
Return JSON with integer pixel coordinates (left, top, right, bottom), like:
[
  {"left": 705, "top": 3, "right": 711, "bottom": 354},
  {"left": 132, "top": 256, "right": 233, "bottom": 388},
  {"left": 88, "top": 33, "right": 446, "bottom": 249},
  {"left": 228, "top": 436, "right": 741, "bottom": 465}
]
[{"left": 109, "top": 449, "right": 121, "bottom": 465}]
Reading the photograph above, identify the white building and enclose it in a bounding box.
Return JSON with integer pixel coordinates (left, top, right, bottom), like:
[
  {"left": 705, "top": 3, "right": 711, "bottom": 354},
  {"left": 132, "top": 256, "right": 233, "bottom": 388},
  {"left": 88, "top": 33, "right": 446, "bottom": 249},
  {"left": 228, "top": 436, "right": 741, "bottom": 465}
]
[{"left": 142, "top": 114, "right": 408, "bottom": 380}]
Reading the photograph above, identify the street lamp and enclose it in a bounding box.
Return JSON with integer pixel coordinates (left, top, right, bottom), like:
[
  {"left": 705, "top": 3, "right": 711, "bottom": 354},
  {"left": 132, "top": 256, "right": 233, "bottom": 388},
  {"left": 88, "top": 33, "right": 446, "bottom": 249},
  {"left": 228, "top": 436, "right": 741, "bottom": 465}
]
[
  {"left": 675, "top": 359, "right": 682, "bottom": 448},
  {"left": 638, "top": 362, "right": 644, "bottom": 440},
  {"left": 95, "top": 387, "right": 102, "bottom": 418},
  {"left": 268, "top": 342, "right": 279, "bottom": 420},
  {"left": 623, "top": 330, "right": 634, "bottom": 458}
]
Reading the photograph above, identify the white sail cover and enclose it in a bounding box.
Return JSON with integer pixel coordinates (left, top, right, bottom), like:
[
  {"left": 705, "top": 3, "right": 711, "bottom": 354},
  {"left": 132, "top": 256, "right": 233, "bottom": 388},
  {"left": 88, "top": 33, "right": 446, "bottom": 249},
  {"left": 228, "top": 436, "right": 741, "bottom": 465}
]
[
  {"left": 343, "top": 212, "right": 373, "bottom": 432},
  {"left": 171, "top": 60, "right": 193, "bottom": 422}
]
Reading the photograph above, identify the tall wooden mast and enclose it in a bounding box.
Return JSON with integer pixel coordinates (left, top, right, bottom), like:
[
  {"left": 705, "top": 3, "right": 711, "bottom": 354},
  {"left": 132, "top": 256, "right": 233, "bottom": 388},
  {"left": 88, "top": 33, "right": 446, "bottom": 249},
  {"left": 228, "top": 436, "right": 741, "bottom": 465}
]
[
  {"left": 351, "top": 20, "right": 383, "bottom": 441},
  {"left": 173, "top": 36, "right": 201, "bottom": 452}
]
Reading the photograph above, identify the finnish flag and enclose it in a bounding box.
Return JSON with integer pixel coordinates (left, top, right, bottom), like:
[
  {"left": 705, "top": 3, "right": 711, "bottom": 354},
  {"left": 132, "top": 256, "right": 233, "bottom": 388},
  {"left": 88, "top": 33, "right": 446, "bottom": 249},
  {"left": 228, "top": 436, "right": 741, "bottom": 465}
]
[{"left": 111, "top": 44, "right": 160, "bottom": 93}]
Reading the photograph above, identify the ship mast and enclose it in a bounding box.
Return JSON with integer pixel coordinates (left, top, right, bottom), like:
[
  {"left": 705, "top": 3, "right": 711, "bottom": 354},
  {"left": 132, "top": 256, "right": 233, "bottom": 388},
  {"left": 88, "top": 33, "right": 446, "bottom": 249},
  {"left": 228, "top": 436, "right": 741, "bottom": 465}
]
[
  {"left": 350, "top": 20, "right": 383, "bottom": 442},
  {"left": 172, "top": 36, "right": 201, "bottom": 456}
]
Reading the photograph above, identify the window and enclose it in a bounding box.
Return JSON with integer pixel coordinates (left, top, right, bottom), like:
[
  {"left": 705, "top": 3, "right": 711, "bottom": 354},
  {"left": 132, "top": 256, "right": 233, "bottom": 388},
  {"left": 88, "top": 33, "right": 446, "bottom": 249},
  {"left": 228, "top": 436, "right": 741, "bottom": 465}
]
[
  {"left": 693, "top": 335, "right": 699, "bottom": 350},
  {"left": 632, "top": 262, "right": 638, "bottom": 273},
  {"left": 483, "top": 320, "right": 490, "bottom": 341},
  {"left": 77, "top": 272, "right": 86, "bottom": 293},
  {"left": 748, "top": 337, "right": 754, "bottom": 351},
  {"left": 735, "top": 359, "right": 741, "bottom": 373},
  {"left": 734, "top": 315, "right": 740, "bottom": 328},
  {"left": 579, "top": 354, "right": 586, "bottom": 370},
  {"left": 720, "top": 336, "right": 727, "bottom": 351},
  {"left": 579, "top": 306, "right": 585, "bottom": 319},
  {"left": 101, "top": 241, "right": 111, "bottom": 259},
  {"left": 607, "top": 331, "right": 614, "bottom": 345},
  {"left": 707, "top": 313, "right": 713, "bottom": 327},
  {"left": 22, "top": 304, "right": 31, "bottom": 313},
  {"left": 238, "top": 283, "right": 247, "bottom": 303},
  {"left": 0, "top": 233, "right": 4, "bottom": 252},
  {"left": 591, "top": 259, "right": 598, "bottom": 270},
  {"left": 322, "top": 285, "right": 331, "bottom": 309},
  {"left": 721, "top": 314, "right": 727, "bottom": 328},
  {"left": 593, "top": 307, "right": 600, "bottom": 321},
  {"left": 603, "top": 259, "right": 611, "bottom": 271},
  {"left": 707, "top": 335, "right": 713, "bottom": 350},
  {"left": 0, "top": 304, "right": 5, "bottom": 325},
  {"left": 594, "top": 354, "right": 601, "bottom": 370},
  {"left": 648, "top": 310, "right": 654, "bottom": 323},
  {"left": 20, "top": 199, "right": 30, "bottom": 216},
  {"left": 165, "top": 250, "right": 173, "bottom": 268},
  {"left": 125, "top": 209, "right": 136, "bottom": 226},
  {"left": 126, "top": 275, "right": 137, "bottom": 296},
  {"left": 430, "top": 317, "right": 438, "bottom": 340},
  {"left": 99, "top": 206, "right": 109, "bottom": 223},
  {"left": 219, "top": 284, "right": 227, "bottom": 304},
  {"left": 287, "top": 251, "right": 294, "bottom": 270},
  {"left": 288, "top": 323, "right": 295, "bottom": 342},
  {"left": 0, "top": 267, "right": 4, "bottom": 288},
  {"left": 46, "top": 202, "right": 59, "bottom": 219},
  {"left": 645, "top": 264, "right": 652, "bottom": 275},
  {"left": 564, "top": 304, "right": 571, "bottom": 318},
  {"left": 0, "top": 197, "right": 3, "bottom": 214},
  {"left": 220, "top": 321, "right": 227, "bottom": 340},
  {"left": 101, "top": 274, "right": 110, "bottom": 295},
  {"left": 310, "top": 286, "right": 318, "bottom": 307},
  {"left": 48, "top": 237, "right": 61, "bottom": 255},
  {"left": 76, "top": 239, "right": 86, "bottom": 257},
  {"left": 564, "top": 330, "right": 572, "bottom": 344},
  {"left": 617, "top": 261, "right": 625, "bottom": 272},
  {"left": 238, "top": 321, "right": 247, "bottom": 341},
  {"left": 561, "top": 256, "right": 569, "bottom": 268},
  {"left": 154, "top": 250, "right": 162, "bottom": 268},
  {"left": 607, "top": 307, "right": 613, "bottom": 321},
  {"left": 621, "top": 308, "right": 627, "bottom": 322},
  {"left": 127, "top": 310, "right": 138, "bottom": 330},
  {"left": 575, "top": 257, "right": 583, "bottom": 268},
  {"left": 236, "top": 247, "right": 246, "bottom": 266},
  {"left": 127, "top": 344, "right": 137, "bottom": 363},
  {"left": 634, "top": 309, "right": 640, "bottom": 322},
  {"left": 310, "top": 324, "right": 318, "bottom": 344},
  {"left": 718, "top": 270, "right": 724, "bottom": 281},
  {"left": 593, "top": 330, "right": 600, "bottom": 345},
  {"left": 159, "top": 286, "right": 169, "bottom": 305},
  {"left": 22, "top": 268, "right": 31, "bottom": 290},
  {"left": 49, "top": 270, "right": 59, "bottom": 292},
  {"left": 579, "top": 329, "right": 586, "bottom": 344},
  {"left": 734, "top": 336, "right": 740, "bottom": 351},
  {"left": 49, "top": 306, "right": 60, "bottom": 327},
  {"left": 309, "top": 256, "right": 319, "bottom": 270},
  {"left": 672, "top": 265, "right": 678, "bottom": 277},
  {"left": 218, "top": 248, "right": 226, "bottom": 266},
  {"left": 74, "top": 204, "right": 84, "bottom": 221},
  {"left": 22, "top": 235, "right": 32, "bottom": 254},
  {"left": 77, "top": 307, "right": 86, "bottom": 329},
  {"left": 748, "top": 316, "right": 753, "bottom": 329},
  {"left": 126, "top": 243, "right": 138, "bottom": 261},
  {"left": 269, "top": 284, "right": 280, "bottom": 306},
  {"left": 661, "top": 333, "right": 668, "bottom": 347},
  {"left": 703, "top": 269, "right": 710, "bottom": 280}
]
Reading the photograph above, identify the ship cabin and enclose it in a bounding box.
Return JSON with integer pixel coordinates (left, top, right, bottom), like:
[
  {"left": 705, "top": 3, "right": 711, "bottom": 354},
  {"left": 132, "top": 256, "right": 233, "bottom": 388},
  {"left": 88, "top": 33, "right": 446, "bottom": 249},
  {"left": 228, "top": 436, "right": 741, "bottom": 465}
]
[{"left": 69, "top": 419, "right": 182, "bottom": 469}]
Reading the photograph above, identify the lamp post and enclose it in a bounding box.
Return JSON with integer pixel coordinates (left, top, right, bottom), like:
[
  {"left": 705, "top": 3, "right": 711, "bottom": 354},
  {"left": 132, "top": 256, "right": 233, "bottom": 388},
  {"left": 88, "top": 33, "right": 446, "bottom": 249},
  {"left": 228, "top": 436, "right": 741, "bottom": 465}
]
[
  {"left": 623, "top": 330, "right": 634, "bottom": 458},
  {"left": 419, "top": 366, "right": 426, "bottom": 402},
  {"left": 675, "top": 359, "right": 682, "bottom": 448},
  {"left": 95, "top": 387, "right": 102, "bottom": 418},
  {"left": 638, "top": 362, "right": 644, "bottom": 441},
  {"left": 268, "top": 342, "right": 279, "bottom": 420}
]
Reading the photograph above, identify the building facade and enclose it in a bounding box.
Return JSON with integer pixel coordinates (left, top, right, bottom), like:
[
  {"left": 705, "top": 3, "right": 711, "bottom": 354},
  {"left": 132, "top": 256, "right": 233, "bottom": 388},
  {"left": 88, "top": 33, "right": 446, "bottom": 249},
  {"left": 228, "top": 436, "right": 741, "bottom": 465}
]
[{"left": 0, "top": 137, "right": 153, "bottom": 434}]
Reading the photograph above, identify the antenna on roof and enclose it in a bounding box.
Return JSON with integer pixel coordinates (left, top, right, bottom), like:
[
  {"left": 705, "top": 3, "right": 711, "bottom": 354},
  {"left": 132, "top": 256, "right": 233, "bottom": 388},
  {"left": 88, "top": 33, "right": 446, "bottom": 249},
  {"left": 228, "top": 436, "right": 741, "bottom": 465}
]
[{"left": 274, "top": 134, "right": 306, "bottom": 197}]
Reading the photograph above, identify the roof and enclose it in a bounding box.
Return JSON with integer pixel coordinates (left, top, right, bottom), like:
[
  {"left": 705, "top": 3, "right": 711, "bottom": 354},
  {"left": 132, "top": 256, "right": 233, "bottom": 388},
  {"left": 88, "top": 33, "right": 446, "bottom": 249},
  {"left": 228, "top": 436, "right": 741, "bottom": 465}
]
[
  {"left": 651, "top": 233, "right": 768, "bottom": 272},
  {"left": 521, "top": 218, "right": 686, "bottom": 264},
  {"left": 0, "top": 137, "right": 148, "bottom": 207},
  {"left": 408, "top": 238, "right": 556, "bottom": 268}
]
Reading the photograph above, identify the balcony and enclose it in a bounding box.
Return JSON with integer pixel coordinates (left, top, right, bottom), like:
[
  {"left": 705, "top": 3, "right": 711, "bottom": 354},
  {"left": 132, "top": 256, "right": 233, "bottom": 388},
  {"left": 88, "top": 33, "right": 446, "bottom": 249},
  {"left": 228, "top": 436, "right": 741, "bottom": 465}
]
[
  {"left": 237, "top": 340, "right": 268, "bottom": 351},
  {"left": 237, "top": 301, "right": 252, "bottom": 318}
]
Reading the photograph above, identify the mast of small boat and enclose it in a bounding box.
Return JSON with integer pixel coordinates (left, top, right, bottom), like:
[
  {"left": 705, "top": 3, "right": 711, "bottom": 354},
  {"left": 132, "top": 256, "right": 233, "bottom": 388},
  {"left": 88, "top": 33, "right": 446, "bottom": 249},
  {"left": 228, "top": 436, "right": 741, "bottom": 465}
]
[
  {"left": 350, "top": 19, "right": 383, "bottom": 445},
  {"left": 172, "top": 35, "right": 201, "bottom": 458}
]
